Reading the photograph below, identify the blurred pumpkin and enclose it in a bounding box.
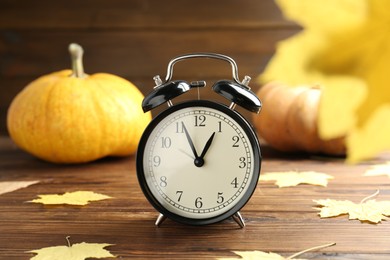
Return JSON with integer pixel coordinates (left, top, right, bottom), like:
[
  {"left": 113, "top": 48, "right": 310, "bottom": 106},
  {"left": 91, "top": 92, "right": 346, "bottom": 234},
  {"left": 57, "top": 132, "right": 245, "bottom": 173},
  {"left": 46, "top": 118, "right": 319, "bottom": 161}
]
[
  {"left": 253, "top": 82, "right": 345, "bottom": 156},
  {"left": 7, "top": 43, "right": 151, "bottom": 163}
]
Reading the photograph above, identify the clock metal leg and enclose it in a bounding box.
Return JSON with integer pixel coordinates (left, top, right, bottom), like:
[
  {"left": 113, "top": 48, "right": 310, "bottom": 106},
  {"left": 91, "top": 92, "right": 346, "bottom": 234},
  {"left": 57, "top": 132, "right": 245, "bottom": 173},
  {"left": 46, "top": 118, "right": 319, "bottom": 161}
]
[
  {"left": 155, "top": 213, "right": 167, "bottom": 227},
  {"left": 232, "top": 211, "right": 245, "bottom": 228}
]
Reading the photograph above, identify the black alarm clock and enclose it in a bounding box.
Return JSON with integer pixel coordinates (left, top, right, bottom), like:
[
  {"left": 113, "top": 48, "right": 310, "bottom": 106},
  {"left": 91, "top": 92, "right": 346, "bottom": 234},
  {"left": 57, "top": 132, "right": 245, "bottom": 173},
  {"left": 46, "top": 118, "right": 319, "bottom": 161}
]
[{"left": 136, "top": 53, "right": 261, "bottom": 227}]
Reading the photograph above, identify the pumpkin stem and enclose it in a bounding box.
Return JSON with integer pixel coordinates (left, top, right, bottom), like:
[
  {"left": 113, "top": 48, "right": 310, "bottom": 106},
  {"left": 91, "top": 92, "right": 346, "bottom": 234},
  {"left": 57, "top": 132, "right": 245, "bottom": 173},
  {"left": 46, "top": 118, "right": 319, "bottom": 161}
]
[{"left": 69, "top": 43, "right": 86, "bottom": 78}]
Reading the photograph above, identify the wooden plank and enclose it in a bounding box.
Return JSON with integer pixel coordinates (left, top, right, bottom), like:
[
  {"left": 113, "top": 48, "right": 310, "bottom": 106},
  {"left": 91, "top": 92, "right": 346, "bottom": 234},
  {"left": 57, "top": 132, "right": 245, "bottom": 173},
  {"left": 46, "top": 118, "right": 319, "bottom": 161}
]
[
  {"left": 0, "top": 137, "right": 390, "bottom": 259},
  {"left": 0, "top": 29, "right": 296, "bottom": 78},
  {"left": 0, "top": 0, "right": 295, "bottom": 29}
]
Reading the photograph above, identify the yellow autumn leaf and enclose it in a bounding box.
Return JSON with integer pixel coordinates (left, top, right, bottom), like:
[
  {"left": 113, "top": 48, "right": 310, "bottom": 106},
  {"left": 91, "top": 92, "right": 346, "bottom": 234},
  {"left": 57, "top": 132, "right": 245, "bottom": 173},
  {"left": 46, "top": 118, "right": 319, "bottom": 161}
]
[
  {"left": 314, "top": 192, "right": 390, "bottom": 223},
  {"left": 0, "top": 180, "right": 39, "bottom": 196},
  {"left": 363, "top": 161, "right": 390, "bottom": 178},
  {"left": 260, "top": 0, "right": 390, "bottom": 163},
  {"left": 217, "top": 243, "right": 335, "bottom": 260},
  {"left": 29, "top": 240, "right": 115, "bottom": 260},
  {"left": 29, "top": 191, "right": 112, "bottom": 206},
  {"left": 260, "top": 171, "right": 333, "bottom": 187}
]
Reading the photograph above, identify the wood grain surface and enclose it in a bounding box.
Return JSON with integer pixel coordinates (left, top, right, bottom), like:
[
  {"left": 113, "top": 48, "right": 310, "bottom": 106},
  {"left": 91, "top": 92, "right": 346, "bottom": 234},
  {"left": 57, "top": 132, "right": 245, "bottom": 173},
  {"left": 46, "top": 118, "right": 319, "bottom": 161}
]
[
  {"left": 1, "top": 136, "right": 389, "bottom": 259},
  {"left": 0, "top": 0, "right": 299, "bottom": 135}
]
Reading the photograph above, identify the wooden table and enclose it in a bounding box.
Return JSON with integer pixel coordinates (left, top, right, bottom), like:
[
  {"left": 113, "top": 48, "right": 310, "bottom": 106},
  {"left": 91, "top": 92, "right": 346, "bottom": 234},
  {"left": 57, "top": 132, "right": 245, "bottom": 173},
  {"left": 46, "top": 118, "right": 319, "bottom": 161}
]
[{"left": 1, "top": 136, "right": 389, "bottom": 259}]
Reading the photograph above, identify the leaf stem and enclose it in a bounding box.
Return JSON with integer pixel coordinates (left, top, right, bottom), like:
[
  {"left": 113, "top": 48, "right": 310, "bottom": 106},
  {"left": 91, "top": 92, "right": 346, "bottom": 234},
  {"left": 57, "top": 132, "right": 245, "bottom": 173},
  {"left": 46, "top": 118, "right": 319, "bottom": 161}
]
[
  {"left": 68, "top": 43, "right": 86, "bottom": 78},
  {"left": 287, "top": 242, "right": 336, "bottom": 259},
  {"left": 360, "top": 190, "right": 380, "bottom": 204},
  {"left": 66, "top": 236, "right": 72, "bottom": 247}
]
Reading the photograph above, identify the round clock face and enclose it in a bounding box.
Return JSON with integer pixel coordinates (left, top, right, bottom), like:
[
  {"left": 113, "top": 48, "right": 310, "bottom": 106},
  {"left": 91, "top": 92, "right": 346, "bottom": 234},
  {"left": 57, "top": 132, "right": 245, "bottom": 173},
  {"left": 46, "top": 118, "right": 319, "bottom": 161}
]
[{"left": 136, "top": 100, "right": 261, "bottom": 225}]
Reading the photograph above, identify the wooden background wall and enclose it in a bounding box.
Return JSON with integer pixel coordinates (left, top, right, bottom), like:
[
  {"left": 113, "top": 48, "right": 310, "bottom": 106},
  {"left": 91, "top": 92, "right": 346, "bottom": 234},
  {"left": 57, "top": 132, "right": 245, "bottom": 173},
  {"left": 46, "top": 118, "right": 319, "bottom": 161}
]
[{"left": 0, "top": 0, "right": 298, "bottom": 136}]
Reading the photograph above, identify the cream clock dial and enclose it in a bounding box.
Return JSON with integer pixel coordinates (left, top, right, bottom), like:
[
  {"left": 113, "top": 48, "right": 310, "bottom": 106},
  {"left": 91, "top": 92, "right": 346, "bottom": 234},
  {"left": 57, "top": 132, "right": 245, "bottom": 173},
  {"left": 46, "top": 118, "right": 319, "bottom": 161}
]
[{"left": 137, "top": 100, "right": 261, "bottom": 226}]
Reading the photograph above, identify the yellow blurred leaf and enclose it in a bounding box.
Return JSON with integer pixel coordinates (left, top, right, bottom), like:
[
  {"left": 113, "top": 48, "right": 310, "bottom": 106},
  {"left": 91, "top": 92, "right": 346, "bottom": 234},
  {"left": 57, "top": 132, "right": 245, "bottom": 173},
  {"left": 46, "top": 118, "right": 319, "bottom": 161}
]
[
  {"left": 260, "top": 0, "right": 390, "bottom": 162},
  {"left": 363, "top": 161, "right": 390, "bottom": 178},
  {"left": 29, "top": 191, "right": 112, "bottom": 206},
  {"left": 260, "top": 171, "right": 333, "bottom": 187},
  {"left": 314, "top": 191, "right": 390, "bottom": 223},
  {"left": 0, "top": 180, "right": 39, "bottom": 196},
  {"left": 29, "top": 238, "right": 115, "bottom": 260}
]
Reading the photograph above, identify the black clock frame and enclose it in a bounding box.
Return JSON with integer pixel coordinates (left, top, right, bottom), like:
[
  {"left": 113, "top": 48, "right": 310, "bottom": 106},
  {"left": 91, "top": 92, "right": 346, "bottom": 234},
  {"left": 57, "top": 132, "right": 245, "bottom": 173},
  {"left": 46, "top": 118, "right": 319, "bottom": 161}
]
[{"left": 136, "top": 100, "right": 261, "bottom": 226}]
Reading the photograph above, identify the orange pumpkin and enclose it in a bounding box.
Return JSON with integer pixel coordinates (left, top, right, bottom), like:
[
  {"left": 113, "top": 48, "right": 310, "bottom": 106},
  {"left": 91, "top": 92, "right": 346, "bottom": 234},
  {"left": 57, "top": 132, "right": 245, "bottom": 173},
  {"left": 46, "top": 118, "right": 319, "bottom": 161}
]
[
  {"left": 7, "top": 43, "right": 151, "bottom": 163},
  {"left": 253, "top": 82, "right": 345, "bottom": 155}
]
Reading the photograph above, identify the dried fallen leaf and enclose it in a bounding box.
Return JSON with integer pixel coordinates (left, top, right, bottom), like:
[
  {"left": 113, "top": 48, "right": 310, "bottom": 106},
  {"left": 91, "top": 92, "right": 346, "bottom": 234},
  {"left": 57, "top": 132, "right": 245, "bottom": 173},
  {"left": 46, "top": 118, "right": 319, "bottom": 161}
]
[
  {"left": 28, "top": 191, "right": 112, "bottom": 206},
  {"left": 260, "top": 171, "right": 333, "bottom": 187},
  {"left": 29, "top": 237, "right": 115, "bottom": 260},
  {"left": 217, "top": 243, "right": 335, "bottom": 260},
  {"left": 314, "top": 191, "right": 390, "bottom": 223},
  {"left": 260, "top": 0, "right": 390, "bottom": 163},
  {"left": 363, "top": 161, "right": 390, "bottom": 178},
  {"left": 0, "top": 180, "right": 39, "bottom": 196}
]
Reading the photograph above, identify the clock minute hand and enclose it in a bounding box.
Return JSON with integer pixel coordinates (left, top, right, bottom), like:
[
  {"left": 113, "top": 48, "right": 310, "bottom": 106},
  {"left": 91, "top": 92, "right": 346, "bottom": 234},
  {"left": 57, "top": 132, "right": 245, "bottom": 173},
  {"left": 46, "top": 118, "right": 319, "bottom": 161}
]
[{"left": 182, "top": 122, "right": 199, "bottom": 159}]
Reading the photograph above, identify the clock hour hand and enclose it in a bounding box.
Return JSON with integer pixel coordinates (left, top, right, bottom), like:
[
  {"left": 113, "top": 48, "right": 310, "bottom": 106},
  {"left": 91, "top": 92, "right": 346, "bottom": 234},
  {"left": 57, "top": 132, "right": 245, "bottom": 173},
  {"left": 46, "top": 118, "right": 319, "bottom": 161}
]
[
  {"left": 182, "top": 122, "right": 199, "bottom": 159},
  {"left": 194, "top": 132, "right": 216, "bottom": 167},
  {"left": 199, "top": 132, "right": 215, "bottom": 160}
]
